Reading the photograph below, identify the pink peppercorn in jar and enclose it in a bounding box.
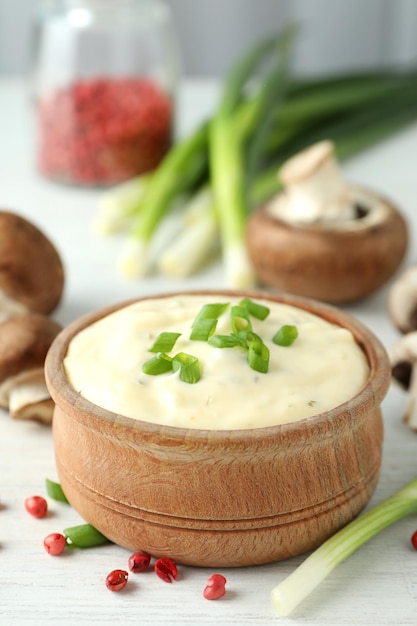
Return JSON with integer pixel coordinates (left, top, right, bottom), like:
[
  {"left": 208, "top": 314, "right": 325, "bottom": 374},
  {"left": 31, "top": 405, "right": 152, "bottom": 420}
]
[{"left": 32, "top": 0, "right": 180, "bottom": 186}]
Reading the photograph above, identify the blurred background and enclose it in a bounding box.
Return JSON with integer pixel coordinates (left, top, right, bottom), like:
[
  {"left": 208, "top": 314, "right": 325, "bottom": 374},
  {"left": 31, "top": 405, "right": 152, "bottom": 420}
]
[{"left": 1, "top": 0, "right": 416, "bottom": 79}]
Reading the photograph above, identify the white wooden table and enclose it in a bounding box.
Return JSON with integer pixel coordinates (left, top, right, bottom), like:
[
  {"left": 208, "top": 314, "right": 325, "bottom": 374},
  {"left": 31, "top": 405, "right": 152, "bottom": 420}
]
[{"left": 1, "top": 78, "right": 417, "bottom": 626}]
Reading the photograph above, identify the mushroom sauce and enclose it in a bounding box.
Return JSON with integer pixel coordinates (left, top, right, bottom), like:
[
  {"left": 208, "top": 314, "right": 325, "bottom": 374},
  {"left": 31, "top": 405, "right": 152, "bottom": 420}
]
[{"left": 63, "top": 295, "right": 369, "bottom": 429}]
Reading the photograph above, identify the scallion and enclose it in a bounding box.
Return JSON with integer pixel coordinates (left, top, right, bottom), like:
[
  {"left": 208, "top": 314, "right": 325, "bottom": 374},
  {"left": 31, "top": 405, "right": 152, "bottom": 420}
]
[
  {"left": 239, "top": 298, "right": 270, "bottom": 320},
  {"left": 246, "top": 333, "right": 270, "bottom": 373},
  {"left": 273, "top": 325, "right": 299, "bottom": 346},
  {"left": 157, "top": 188, "right": 218, "bottom": 278},
  {"left": 208, "top": 334, "right": 244, "bottom": 349},
  {"left": 190, "top": 302, "right": 230, "bottom": 340},
  {"left": 192, "top": 302, "right": 230, "bottom": 322},
  {"left": 142, "top": 353, "right": 173, "bottom": 375},
  {"left": 172, "top": 352, "right": 201, "bottom": 384},
  {"left": 231, "top": 305, "right": 252, "bottom": 334},
  {"left": 117, "top": 122, "right": 209, "bottom": 278},
  {"left": 148, "top": 332, "right": 181, "bottom": 353},
  {"left": 64, "top": 523, "right": 110, "bottom": 549},
  {"left": 92, "top": 173, "right": 151, "bottom": 236},
  {"left": 271, "top": 476, "right": 417, "bottom": 616},
  {"left": 209, "top": 25, "right": 295, "bottom": 288},
  {"left": 45, "top": 478, "right": 69, "bottom": 504},
  {"left": 190, "top": 318, "right": 218, "bottom": 341}
]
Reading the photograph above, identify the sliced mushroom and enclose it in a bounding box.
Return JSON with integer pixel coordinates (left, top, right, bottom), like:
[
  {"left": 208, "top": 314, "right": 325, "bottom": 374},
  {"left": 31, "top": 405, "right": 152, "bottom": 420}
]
[
  {"left": 389, "top": 332, "right": 417, "bottom": 431},
  {"left": 246, "top": 140, "right": 408, "bottom": 304},
  {"left": 388, "top": 265, "right": 417, "bottom": 334},
  {"left": 0, "top": 312, "right": 62, "bottom": 423},
  {"left": 0, "top": 210, "right": 64, "bottom": 318}
]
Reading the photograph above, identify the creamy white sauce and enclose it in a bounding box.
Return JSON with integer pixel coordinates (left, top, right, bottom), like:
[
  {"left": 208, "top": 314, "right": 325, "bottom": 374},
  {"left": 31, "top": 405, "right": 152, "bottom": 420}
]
[{"left": 64, "top": 295, "right": 369, "bottom": 430}]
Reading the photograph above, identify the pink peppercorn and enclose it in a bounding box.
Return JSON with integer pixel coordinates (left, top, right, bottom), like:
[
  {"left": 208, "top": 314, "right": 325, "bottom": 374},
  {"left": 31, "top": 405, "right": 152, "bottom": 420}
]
[
  {"left": 43, "top": 532, "right": 66, "bottom": 556},
  {"left": 203, "top": 573, "right": 227, "bottom": 600},
  {"left": 154, "top": 557, "right": 178, "bottom": 583},
  {"left": 24, "top": 495, "right": 48, "bottom": 519},
  {"left": 128, "top": 550, "right": 151, "bottom": 573},
  {"left": 105, "top": 569, "right": 129, "bottom": 592}
]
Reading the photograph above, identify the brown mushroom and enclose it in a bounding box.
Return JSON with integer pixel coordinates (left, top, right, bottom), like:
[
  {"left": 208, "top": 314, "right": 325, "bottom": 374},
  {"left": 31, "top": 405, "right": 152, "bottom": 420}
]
[
  {"left": 0, "top": 210, "right": 64, "bottom": 317},
  {"left": 389, "top": 332, "right": 417, "bottom": 431},
  {"left": 0, "top": 312, "right": 62, "bottom": 423},
  {"left": 246, "top": 140, "right": 408, "bottom": 304},
  {"left": 388, "top": 265, "right": 417, "bottom": 334}
]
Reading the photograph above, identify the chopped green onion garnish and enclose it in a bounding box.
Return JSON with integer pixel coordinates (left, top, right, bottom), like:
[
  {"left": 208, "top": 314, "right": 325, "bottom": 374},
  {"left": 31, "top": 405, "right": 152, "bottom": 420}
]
[
  {"left": 63, "top": 523, "right": 110, "bottom": 549},
  {"left": 141, "top": 299, "right": 294, "bottom": 382},
  {"left": 273, "top": 325, "right": 298, "bottom": 346},
  {"left": 190, "top": 302, "right": 230, "bottom": 340},
  {"left": 190, "top": 317, "right": 218, "bottom": 341},
  {"left": 148, "top": 332, "right": 181, "bottom": 353},
  {"left": 246, "top": 333, "right": 270, "bottom": 373},
  {"left": 172, "top": 352, "right": 201, "bottom": 384},
  {"left": 45, "top": 478, "right": 69, "bottom": 504},
  {"left": 192, "top": 302, "right": 230, "bottom": 322},
  {"left": 208, "top": 333, "right": 245, "bottom": 348},
  {"left": 231, "top": 305, "right": 252, "bottom": 334},
  {"left": 239, "top": 298, "right": 270, "bottom": 320},
  {"left": 142, "top": 353, "right": 173, "bottom": 375}
]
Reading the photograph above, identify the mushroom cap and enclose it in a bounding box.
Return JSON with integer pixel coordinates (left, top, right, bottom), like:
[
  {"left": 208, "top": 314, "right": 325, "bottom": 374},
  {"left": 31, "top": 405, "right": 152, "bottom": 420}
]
[
  {"left": 246, "top": 186, "right": 408, "bottom": 304},
  {"left": 0, "top": 211, "right": 64, "bottom": 314},
  {"left": 0, "top": 312, "right": 62, "bottom": 383},
  {"left": 388, "top": 265, "right": 417, "bottom": 334}
]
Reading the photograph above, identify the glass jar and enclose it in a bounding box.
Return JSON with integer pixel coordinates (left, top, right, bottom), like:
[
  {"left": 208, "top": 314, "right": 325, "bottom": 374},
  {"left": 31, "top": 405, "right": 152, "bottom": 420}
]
[{"left": 32, "top": 0, "right": 181, "bottom": 186}]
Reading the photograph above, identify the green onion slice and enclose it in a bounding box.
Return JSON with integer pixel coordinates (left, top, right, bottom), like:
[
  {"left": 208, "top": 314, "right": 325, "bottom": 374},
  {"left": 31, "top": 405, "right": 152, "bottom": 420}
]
[
  {"left": 190, "top": 318, "right": 218, "bottom": 341},
  {"left": 45, "top": 478, "right": 69, "bottom": 504},
  {"left": 142, "top": 353, "right": 173, "bottom": 375},
  {"left": 172, "top": 352, "right": 201, "bottom": 384},
  {"left": 231, "top": 305, "right": 252, "bottom": 334},
  {"left": 193, "top": 302, "right": 230, "bottom": 322},
  {"left": 239, "top": 298, "right": 270, "bottom": 320},
  {"left": 64, "top": 523, "right": 110, "bottom": 549},
  {"left": 208, "top": 333, "right": 245, "bottom": 348},
  {"left": 273, "top": 325, "right": 298, "bottom": 346},
  {"left": 148, "top": 332, "right": 181, "bottom": 353},
  {"left": 190, "top": 302, "right": 230, "bottom": 341},
  {"left": 246, "top": 333, "right": 270, "bottom": 373}
]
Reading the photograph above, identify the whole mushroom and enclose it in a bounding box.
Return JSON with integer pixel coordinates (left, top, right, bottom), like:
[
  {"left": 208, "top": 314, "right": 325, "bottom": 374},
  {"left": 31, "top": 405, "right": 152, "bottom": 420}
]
[
  {"left": 0, "top": 313, "right": 62, "bottom": 423},
  {"left": 246, "top": 140, "right": 408, "bottom": 304},
  {"left": 0, "top": 210, "right": 64, "bottom": 319},
  {"left": 389, "top": 332, "right": 417, "bottom": 431}
]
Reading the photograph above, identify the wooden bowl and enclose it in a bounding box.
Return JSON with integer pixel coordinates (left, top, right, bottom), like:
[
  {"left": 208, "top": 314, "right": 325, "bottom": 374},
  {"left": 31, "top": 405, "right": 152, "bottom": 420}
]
[{"left": 44, "top": 290, "right": 390, "bottom": 567}]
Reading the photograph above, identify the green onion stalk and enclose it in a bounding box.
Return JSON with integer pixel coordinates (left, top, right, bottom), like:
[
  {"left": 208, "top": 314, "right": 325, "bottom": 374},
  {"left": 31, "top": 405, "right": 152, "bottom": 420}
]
[
  {"left": 271, "top": 476, "right": 417, "bottom": 616},
  {"left": 92, "top": 174, "right": 151, "bottom": 236},
  {"left": 157, "top": 185, "right": 219, "bottom": 278},
  {"left": 209, "top": 24, "right": 296, "bottom": 288},
  {"left": 117, "top": 121, "right": 209, "bottom": 278}
]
